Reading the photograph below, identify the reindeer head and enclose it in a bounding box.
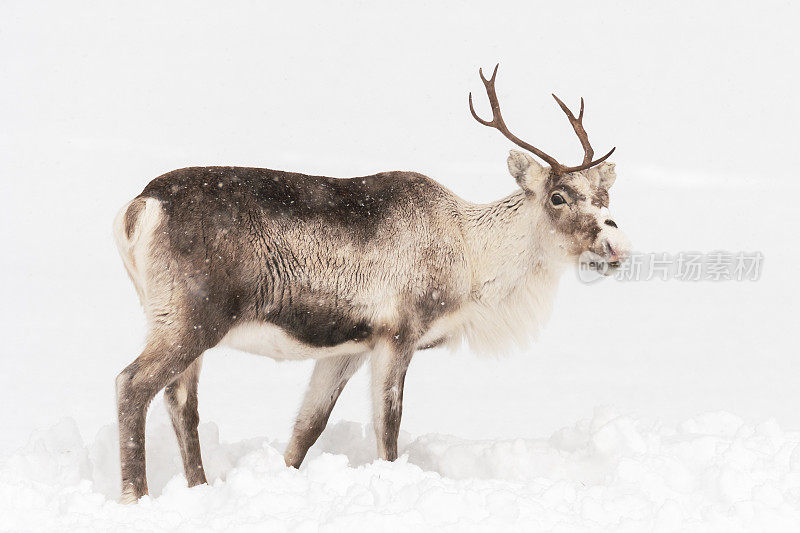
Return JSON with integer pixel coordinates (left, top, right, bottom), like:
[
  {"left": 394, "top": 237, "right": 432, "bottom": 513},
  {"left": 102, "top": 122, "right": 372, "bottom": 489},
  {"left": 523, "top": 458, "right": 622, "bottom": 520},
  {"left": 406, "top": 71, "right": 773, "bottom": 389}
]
[{"left": 469, "top": 65, "right": 630, "bottom": 274}]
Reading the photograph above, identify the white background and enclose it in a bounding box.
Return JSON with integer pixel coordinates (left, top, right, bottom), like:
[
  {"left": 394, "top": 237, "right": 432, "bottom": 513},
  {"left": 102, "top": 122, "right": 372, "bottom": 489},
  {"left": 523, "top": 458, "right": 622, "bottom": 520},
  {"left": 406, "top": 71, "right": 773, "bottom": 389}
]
[{"left": 1, "top": 0, "right": 798, "bottom": 456}]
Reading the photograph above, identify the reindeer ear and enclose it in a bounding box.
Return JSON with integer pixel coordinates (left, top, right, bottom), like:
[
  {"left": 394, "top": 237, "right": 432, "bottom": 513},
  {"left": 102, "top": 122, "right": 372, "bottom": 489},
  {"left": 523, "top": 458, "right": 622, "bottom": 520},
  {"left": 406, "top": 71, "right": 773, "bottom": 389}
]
[
  {"left": 596, "top": 162, "right": 616, "bottom": 189},
  {"left": 507, "top": 150, "right": 548, "bottom": 192}
]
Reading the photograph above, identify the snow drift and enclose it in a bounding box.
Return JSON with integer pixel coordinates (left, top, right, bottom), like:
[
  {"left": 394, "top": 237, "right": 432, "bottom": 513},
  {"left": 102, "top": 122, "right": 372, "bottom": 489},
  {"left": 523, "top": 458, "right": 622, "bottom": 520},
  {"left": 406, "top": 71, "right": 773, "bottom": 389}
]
[{"left": 3, "top": 407, "right": 800, "bottom": 531}]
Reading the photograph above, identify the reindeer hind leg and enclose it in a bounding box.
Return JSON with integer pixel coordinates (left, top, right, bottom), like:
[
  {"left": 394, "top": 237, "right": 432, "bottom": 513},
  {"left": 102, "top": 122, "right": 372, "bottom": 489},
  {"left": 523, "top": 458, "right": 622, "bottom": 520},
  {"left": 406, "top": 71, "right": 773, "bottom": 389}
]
[
  {"left": 116, "top": 305, "right": 230, "bottom": 503},
  {"left": 164, "top": 356, "right": 206, "bottom": 487}
]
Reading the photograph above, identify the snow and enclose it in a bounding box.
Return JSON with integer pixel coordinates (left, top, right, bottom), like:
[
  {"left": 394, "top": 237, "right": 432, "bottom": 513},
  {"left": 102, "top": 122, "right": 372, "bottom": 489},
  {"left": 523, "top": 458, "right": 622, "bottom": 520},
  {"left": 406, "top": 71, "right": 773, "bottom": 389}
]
[
  {"left": 5, "top": 408, "right": 800, "bottom": 531},
  {"left": 2, "top": 0, "right": 800, "bottom": 530}
]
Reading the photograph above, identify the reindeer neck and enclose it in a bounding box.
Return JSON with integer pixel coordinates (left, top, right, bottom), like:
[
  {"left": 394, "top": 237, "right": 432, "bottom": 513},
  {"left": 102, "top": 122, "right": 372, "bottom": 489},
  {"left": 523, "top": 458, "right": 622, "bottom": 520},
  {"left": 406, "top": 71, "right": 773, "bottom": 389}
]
[{"left": 461, "top": 189, "right": 564, "bottom": 302}]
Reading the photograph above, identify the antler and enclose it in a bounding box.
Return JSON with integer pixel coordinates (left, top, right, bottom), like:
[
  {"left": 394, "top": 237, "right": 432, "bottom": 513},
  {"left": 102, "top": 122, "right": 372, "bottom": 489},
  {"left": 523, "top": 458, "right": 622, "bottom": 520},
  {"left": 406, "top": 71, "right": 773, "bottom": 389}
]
[
  {"left": 551, "top": 95, "right": 593, "bottom": 164},
  {"left": 469, "top": 65, "right": 563, "bottom": 171},
  {"left": 469, "top": 64, "right": 615, "bottom": 175}
]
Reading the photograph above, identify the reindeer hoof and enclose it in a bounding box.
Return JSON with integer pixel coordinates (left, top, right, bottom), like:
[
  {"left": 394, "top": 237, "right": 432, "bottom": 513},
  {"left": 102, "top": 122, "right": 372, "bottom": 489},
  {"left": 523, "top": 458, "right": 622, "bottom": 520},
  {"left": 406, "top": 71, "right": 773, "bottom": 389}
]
[{"left": 118, "top": 489, "right": 144, "bottom": 505}]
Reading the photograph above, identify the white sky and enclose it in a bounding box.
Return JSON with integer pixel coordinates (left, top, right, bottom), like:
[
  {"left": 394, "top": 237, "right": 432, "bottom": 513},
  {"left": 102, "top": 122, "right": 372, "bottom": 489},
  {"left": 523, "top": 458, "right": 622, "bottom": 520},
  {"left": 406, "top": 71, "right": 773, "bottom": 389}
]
[{"left": 2, "top": 0, "right": 798, "bottom": 195}]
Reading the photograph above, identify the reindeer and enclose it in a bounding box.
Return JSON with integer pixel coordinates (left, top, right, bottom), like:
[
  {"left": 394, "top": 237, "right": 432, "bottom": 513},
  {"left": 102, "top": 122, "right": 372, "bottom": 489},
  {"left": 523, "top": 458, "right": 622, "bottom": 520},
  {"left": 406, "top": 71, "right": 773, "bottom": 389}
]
[{"left": 112, "top": 65, "right": 630, "bottom": 503}]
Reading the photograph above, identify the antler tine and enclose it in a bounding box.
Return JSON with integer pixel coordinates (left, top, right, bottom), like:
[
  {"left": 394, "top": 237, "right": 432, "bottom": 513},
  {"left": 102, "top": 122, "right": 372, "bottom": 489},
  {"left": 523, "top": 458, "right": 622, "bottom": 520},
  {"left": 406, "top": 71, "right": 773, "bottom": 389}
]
[
  {"left": 552, "top": 94, "right": 594, "bottom": 165},
  {"left": 561, "top": 146, "right": 616, "bottom": 173},
  {"left": 478, "top": 64, "right": 498, "bottom": 84},
  {"left": 469, "top": 65, "right": 502, "bottom": 128},
  {"left": 469, "top": 65, "right": 564, "bottom": 172},
  {"left": 468, "top": 93, "right": 494, "bottom": 127}
]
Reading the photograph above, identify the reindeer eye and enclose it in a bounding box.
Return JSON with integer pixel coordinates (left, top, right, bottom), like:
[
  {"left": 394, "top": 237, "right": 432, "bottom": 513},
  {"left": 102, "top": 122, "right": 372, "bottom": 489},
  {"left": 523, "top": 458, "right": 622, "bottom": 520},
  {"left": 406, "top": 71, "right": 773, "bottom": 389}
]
[{"left": 550, "top": 193, "right": 566, "bottom": 206}]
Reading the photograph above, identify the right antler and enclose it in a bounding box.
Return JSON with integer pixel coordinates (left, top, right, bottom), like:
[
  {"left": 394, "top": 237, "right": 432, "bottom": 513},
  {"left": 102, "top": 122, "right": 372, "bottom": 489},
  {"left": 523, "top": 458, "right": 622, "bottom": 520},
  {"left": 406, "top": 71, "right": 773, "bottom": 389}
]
[{"left": 469, "top": 64, "right": 615, "bottom": 175}]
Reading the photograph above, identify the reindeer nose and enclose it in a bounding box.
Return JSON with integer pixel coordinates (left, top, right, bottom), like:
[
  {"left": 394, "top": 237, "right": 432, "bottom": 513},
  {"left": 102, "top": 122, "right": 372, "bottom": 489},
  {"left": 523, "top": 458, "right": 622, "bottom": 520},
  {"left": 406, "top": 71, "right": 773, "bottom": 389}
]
[
  {"left": 602, "top": 238, "right": 618, "bottom": 261},
  {"left": 601, "top": 236, "right": 632, "bottom": 266}
]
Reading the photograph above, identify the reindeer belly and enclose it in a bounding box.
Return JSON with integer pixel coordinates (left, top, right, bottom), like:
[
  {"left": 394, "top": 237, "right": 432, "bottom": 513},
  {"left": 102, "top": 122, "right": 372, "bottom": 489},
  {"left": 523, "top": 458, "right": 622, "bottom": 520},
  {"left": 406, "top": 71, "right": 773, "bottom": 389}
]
[{"left": 218, "top": 321, "right": 371, "bottom": 361}]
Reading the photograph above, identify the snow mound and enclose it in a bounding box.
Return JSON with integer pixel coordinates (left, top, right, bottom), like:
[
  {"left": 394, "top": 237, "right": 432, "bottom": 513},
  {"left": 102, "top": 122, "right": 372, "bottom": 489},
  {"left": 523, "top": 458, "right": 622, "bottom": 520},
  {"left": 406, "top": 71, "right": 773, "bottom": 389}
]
[{"left": 3, "top": 408, "right": 800, "bottom": 531}]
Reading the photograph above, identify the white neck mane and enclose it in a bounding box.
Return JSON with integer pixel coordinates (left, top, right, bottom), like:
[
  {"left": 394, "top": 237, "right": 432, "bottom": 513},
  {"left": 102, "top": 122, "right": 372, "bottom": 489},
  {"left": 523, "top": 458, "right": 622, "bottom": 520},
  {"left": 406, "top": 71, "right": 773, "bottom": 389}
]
[{"left": 453, "top": 190, "right": 568, "bottom": 355}]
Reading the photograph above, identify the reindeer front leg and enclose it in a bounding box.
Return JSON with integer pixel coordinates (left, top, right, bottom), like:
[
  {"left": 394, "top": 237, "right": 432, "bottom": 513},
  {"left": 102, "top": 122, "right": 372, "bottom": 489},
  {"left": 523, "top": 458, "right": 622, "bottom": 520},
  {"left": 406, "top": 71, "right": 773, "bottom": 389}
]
[
  {"left": 284, "top": 353, "right": 367, "bottom": 468},
  {"left": 370, "top": 338, "right": 414, "bottom": 461}
]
